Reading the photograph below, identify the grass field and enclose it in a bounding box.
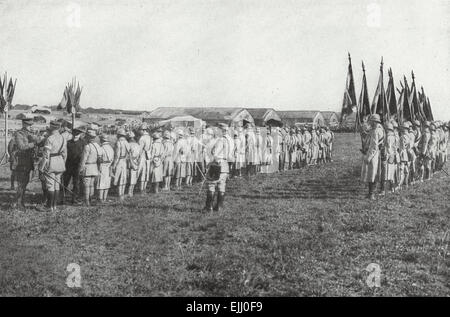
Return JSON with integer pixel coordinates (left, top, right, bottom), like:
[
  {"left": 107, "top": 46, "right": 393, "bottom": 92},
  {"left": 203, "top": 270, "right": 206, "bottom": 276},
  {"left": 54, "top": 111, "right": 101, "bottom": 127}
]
[{"left": 0, "top": 133, "right": 448, "bottom": 296}]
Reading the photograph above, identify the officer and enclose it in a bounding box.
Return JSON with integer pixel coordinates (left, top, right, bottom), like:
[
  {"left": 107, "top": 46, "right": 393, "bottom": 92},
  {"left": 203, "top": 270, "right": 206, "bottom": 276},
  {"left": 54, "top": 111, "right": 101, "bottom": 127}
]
[
  {"left": 419, "top": 121, "right": 431, "bottom": 181},
  {"left": 112, "top": 128, "right": 130, "bottom": 202},
  {"left": 12, "top": 118, "right": 43, "bottom": 209},
  {"left": 137, "top": 123, "right": 152, "bottom": 194},
  {"left": 204, "top": 123, "right": 229, "bottom": 212},
  {"left": 40, "top": 121, "right": 67, "bottom": 211},
  {"left": 173, "top": 129, "right": 188, "bottom": 189},
  {"left": 63, "top": 128, "right": 85, "bottom": 204},
  {"left": 384, "top": 122, "right": 396, "bottom": 194},
  {"left": 361, "top": 114, "right": 384, "bottom": 199},
  {"left": 150, "top": 130, "right": 164, "bottom": 193},
  {"left": 162, "top": 130, "right": 174, "bottom": 191},
  {"left": 97, "top": 134, "right": 114, "bottom": 202},
  {"left": 79, "top": 129, "right": 102, "bottom": 207},
  {"left": 397, "top": 122, "right": 411, "bottom": 190},
  {"left": 127, "top": 131, "right": 141, "bottom": 197}
]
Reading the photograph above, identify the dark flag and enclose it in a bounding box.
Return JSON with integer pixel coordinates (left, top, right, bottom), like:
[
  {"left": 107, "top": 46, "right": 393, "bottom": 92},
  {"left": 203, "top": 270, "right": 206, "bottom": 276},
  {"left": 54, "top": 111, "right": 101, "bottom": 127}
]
[
  {"left": 356, "top": 61, "right": 371, "bottom": 131},
  {"left": 370, "top": 57, "right": 389, "bottom": 124},
  {"left": 423, "top": 95, "right": 434, "bottom": 121},
  {"left": 0, "top": 76, "right": 5, "bottom": 113},
  {"left": 385, "top": 68, "right": 397, "bottom": 121},
  {"left": 58, "top": 78, "right": 82, "bottom": 114},
  {"left": 409, "top": 71, "right": 424, "bottom": 122},
  {"left": 398, "top": 76, "right": 413, "bottom": 123},
  {"left": 340, "top": 53, "right": 357, "bottom": 127}
]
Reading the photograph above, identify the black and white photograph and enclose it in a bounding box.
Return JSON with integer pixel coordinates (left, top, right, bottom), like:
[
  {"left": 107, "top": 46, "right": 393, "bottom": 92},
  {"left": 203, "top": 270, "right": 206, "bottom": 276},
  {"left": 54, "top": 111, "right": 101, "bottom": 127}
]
[{"left": 0, "top": 0, "right": 449, "bottom": 299}]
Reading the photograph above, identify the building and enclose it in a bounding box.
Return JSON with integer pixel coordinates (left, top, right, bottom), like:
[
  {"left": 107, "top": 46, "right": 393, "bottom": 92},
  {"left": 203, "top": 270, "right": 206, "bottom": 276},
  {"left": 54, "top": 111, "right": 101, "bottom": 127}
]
[
  {"left": 277, "top": 111, "right": 325, "bottom": 127},
  {"left": 321, "top": 111, "right": 340, "bottom": 129},
  {"left": 146, "top": 107, "right": 254, "bottom": 128},
  {"left": 246, "top": 108, "right": 283, "bottom": 127}
]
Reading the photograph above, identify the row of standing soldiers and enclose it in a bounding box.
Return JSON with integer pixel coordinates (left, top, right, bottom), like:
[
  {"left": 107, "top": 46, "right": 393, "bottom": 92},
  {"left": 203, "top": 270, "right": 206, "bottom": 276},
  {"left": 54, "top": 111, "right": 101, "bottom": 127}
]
[
  {"left": 361, "top": 114, "right": 449, "bottom": 200},
  {"left": 9, "top": 118, "right": 335, "bottom": 212}
]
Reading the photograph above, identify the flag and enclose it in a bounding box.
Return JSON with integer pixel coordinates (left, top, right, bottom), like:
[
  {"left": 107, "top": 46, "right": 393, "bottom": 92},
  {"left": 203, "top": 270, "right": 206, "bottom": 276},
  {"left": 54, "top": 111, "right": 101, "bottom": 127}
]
[
  {"left": 340, "top": 53, "right": 357, "bottom": 126},
  {"left": 398, "top": 76, "right": 413, "bottom": 123},
  {"left": 385, "top": 68, "right": 397, "bottom": 121},
  {"left": 356, "top": 61, "right": 371, "bottom": 131},
  {"left": 371, "top": 57, "right": 389, "bottom": 124},
  {"left": 409, "top": 71, "right": 424, "bottom": 122},
  {"left": 423, "top": 95, "right": 434, "bottom": 121},
  {"left": 58, "top": 78, "right": 82, "bottom": 114}
]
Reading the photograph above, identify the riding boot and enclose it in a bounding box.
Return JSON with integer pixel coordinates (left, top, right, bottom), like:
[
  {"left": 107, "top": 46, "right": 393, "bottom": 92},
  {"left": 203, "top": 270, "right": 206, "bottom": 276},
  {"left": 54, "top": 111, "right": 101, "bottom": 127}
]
[
  {"left": 153, "top": 183, "right": 159, "bottom": 193},
  {"left": 203, "top": 191, "right": 214, "bottom": 212},
  {"left": 54, "top": 190, "right": 60, "bottom": 211},
  {"left": 216, "top": 192, "right": 225, "bottom": 212}
]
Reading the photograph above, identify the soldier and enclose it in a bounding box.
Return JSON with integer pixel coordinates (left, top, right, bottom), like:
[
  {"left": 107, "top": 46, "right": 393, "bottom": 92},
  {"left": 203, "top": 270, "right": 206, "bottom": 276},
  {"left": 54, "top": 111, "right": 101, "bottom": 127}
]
[
  {"left": 310, "top": 126, "right": 319, "bottom": 166},
  {"left": 326, "top": 126, "right": 335, "bottom": 162},
  {"left": 40, "top": 121, "right": 67, "bottom": 211},
  {"left": 361, "top": 114, "right": 384, "bottom": 200},
  {"left": 203, "top": 123, "right": 230, "bottom": 212},
  {"left": 302, "top": 127, "right": 312, "bottom": 166},
  {"left": 12, "top": 118, "right": 43, "bottom": 209},
  {"left": 63, "top": 128, "right": 85, "bottom": 204},
  {"left": 391, "top": 120, "right": 401, "bottom": 187},
  {"left": 224, "top": 126, "right": 235, "bottom": 178},
  {"left": 112, "top": 128, "right": 130, "bottom": 202},
  {"left": 397, "top": 122, "right": 411, "bottom": 190},
  {"left": 78, "top": 129, "right": 101, "bottom": 207},
  {"left": 318, "top": 127, "right": 327, "bottom": 165},
  {"left": 255, "top": 127, "right": 263, "bottom": 173},
  {"left": 245, "top": 126, "right": 257, "bottom": 176},
  {"left": 127, "top": 131, "right": 141, "bottom": 197},
  {"left": 427, "top": 122, "right": 439, "bottom": 178},
  {"left": 383, "top": 122, "right": 397, "bottom": 194},
  {"left": 294, "top": 128, "right": 303, "bottom": 168},
  {"left": 162, "top": 130, "right": 174, "bottom": 191},
  {"left": 137, "top": 123, "right": 152, "bottom": 194},
  {"left": 173, "top": 130, "right": 188, "bottom": 189},
  {"left": 437, "top": 122, "right": 446, "bottom": 170},
  {"left": 262, "top": 128, "right": 274, "bottom": 173},
  {"left": 7, "top": 136, "right": 17, "bottom": 190},
  {"left": 150, "top": 130, "right": 164, "bottom": 193},
  {"left": 419, "top": 121, "right": 431, "bottom": 181},
  {"left": 185, "top": 127, "right": 198, "bottom": 186},
  {"left": 237, "top": 127, "right": 246, "bottom": 176},
  {"left": 97, "top": 134, "right": 114, "bottom": 202},
  {"left": 60, "top": 124, "right": 73, "bottom": 143}
]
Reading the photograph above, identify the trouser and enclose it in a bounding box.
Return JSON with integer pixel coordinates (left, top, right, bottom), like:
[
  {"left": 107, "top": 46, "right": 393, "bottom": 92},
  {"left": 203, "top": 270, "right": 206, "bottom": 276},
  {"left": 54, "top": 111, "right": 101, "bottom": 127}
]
[
  {"left": 15, "top": 170, "right": 31, "bottom": 207},
  {"left": 10, "top": 169, "right": 16, "bottom": 189},
  {"left": 63, "top": 167, "right": 80, "bottom": 202}
]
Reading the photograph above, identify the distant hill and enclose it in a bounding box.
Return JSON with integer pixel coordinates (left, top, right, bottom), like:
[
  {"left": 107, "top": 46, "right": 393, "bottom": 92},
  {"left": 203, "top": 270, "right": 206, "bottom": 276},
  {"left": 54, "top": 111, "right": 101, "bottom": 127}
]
[{"left": 14, "top": 104, "right": 145, "bottom": 116}]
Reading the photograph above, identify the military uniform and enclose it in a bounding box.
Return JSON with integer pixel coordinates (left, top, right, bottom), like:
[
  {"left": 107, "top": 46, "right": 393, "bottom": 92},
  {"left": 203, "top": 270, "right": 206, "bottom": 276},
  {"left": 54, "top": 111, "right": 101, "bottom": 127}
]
[
  {"left": 173, "top": 131, "right": 188, "bottom": 188},
  {"left": 150, "top": 133, "right": 164, "bottom": 192},
  {"left": 64, "top": 131, "right": 85, "bottom": 203},
  {"left": 245, "top": 128, "right": 258, "bottom": 175},
  {"left": 13, "top": 120, "right": 42, "bottom": 208},
  {"left": 361, "top": 115, "right": 384, "bottom": 199},
  {"left": 204, "top": 124, "right": 229, "bottom": 212},
  {"left": 112, "top": 130, "right": 130, "bottom": 200},
  {"left": 384, "top": 123, "right": 396, "bottom": 192},
  {"left": 185, "top": 130, "right": 199, "bottom": 186},
  {"left": 137, "top": 128, "right": 152, "bottom": 192},
  {"left": 97, "top": 136, "right": 114, "bottom": 202},
  {"left": 162, "top": 132, "right": 174, "bottom": 190},
  {"left": 127, "top": 134, "right": 141, "bottom": 197},
  {"left": 40, "top": 123, "right": 67, "bottom": 211},
  {"left": 419, "top": 123, "right": 431, "bottom": 181},
  {"left": 79, "top": 130, "right": 102, "bottom": 206}
]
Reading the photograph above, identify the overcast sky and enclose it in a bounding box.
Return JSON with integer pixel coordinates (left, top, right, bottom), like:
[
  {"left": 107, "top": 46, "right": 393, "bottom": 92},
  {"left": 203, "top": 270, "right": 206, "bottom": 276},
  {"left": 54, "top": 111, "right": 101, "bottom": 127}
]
[{"left": 0, "top": 0, "right": 449, "bottom": 119}]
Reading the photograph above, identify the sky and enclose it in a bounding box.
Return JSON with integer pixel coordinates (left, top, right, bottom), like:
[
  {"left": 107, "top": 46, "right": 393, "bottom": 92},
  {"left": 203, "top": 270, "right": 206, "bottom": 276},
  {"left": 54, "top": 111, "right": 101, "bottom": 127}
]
[{"left": 0, "top": 0, "right": 449, "bottom": 119}]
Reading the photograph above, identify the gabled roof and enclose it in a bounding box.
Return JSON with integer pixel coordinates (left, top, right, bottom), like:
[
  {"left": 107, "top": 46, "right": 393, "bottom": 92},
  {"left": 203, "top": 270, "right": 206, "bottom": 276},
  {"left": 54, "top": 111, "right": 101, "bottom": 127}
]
[
  {"left": 277, "top": 110, "right": 321, "bottom": 119},
  {"left": 321, "top": 111, "right": 339, "bottom": 120},
  {"left": 149, "top": 107, "right": 249, "bottom": 121},
  {"left": 246, "top": 108, "right": 281, "bottom": 122}
]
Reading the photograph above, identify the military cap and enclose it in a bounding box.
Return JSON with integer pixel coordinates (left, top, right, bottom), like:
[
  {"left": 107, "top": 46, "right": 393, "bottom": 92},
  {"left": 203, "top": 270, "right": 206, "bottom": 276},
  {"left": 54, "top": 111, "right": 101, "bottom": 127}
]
[
  {"left": 189, "top": 127, "right": 195, "bottom": 134},
  {"left": 163, "top": 130, "right": 171, "bottom": 139},
  {"left": 21, "top": 117, "right": 34, "bottom": 126},
  {"left": 152, "top": 131, "right": 161, "bottom": 139},
  {"left": 430, "top": 123, "right": 436, "bottom": 131},
  {"left": 402, "top": 122, "right": 410, "bottom": 129},
  {"left": 100, "top": 134, "right": 109, "bottom": 142},
  {"left": 177, "top": 129, "right": 184, "bottom": 136},
  {"left": 391, "top": 121, "right": 399, "bottom": 128},
  {"left": 218, "top": 123, "right": 228, "bottom": 130},
  {"left": 127, "top": 131, "right": 135, "bottom": 139},
  {"left": 369, "top": 114, "right": 381, "bottom": 123},
  {"left": 414, "top": 120, "right": 421, "bottom": 127},
  {"left": 140, "top": 122, "right": 149, "bottom": 130},
  {"left": 423, "top": 121, "right": 430, "bottom": 128},
  {"left": 385, "top": 122, "right": 394, "bottom": 131},
  {"left": 86, "top": 129, "right": 97, "bottom": 138},
  {"left": 117, "top": 128, "right": 127, "bottom": 136},
  {"left": 49, "top": 121, "right": 61, "bottom": 131}
]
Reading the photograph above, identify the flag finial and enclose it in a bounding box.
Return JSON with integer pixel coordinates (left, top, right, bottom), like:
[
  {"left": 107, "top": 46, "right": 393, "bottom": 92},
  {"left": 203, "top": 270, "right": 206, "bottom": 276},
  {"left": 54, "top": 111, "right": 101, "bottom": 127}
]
[
  {"left": 362, "top": 61, "right": 365, "bottom": 72},
  {"left": 411, "top": 70, "right": 415, "bottom": 81}
]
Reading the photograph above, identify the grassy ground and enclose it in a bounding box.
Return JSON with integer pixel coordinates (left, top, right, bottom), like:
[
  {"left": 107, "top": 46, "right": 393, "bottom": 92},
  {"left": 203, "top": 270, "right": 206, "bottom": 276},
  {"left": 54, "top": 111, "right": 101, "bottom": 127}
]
[{"left": 0, "top": 133, "right": 448, "bottom": 296}]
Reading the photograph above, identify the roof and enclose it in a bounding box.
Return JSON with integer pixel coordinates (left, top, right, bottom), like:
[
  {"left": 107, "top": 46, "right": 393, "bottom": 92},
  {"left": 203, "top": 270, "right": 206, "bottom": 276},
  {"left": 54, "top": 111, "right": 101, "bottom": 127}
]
[
  {"left": 246, "top": 108, "right": 281, "bottom": 122},
  {"left": 149, "top": 107, "right": 250, "bottom": 121},
  {"left": 160, "top": 115, "right": 204, "bottom": 123},
  {"left": 277, "top": 111, "right": 321, "bottom": 119},
  {"left": 321, "top": 111, "right": 339, "bottom": 120}
]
